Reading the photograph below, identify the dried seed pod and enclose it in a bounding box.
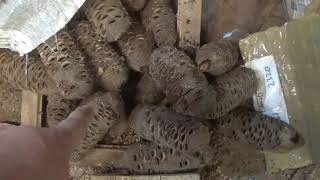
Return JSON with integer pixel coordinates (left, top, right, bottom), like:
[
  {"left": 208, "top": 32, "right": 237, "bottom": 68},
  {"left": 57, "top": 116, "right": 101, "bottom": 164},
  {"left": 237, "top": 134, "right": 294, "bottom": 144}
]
[
  {"left": 38, "top": 30, "right": 95, "bottom": 99},
  {"left": 212, "top": 108, "right": 304, "bottom": 152},
  {"left": 121, "top": 0, "right": 147, "bottom": 11},
  {"left": 262, "top": 164, "right": 320, "bottom": 180},
  {"left": 85, "top": 0, "right": 131, "bottom": 42},
  {"left": 74, "top": 21, "right": 128, "bottom": 91},
  {"left": 71, "top": 91, "right": 124, "bottom": 161},
  {"left": 141, "top": 0, "right": 177, "bottom": 47},
  {"left": 205, "top": 66, "right": 257, "bottom": 119},
  {"left": 130, "top": 104, "right": 210, "bottom": 154},
  {"left": 0, "top": 49, "right": 56, "bottom": 95},
  {"left": 0, "top": 81, "right": 21, "bottom": 123},
  {"left": 47, "top": 94, "right": 79, "bottom": 127},
  {"left": 116, "top": 142, "right": 201, "bottom": 174},
  {"left": 150, "top": 47, "right": 217, "bottom": 118},
  {"left": 196, "top": 40, "right": 239, "bottom": 76},
  {"left": 136, "top": 73, "right": 164, "bottom": 104},
  {"left": 118, "top": 21, "right": 154, "bottom": 72}
]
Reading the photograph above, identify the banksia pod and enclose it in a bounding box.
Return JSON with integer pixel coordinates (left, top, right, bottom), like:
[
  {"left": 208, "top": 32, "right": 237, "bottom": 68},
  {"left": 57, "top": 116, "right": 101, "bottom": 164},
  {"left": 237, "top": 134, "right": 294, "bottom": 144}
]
[
  {"left": 118, "top": 20, "right": 154, "bottom": 72},
  {"left": 71, "top": 91, "right": 125, "bottom": 161},
  {"left": 0, "top": 49, "right": 56, "bottom": 95},
  {"left": 205, "top": 67, "right": 258, "bottom": 119},
  {"left": 262, "top": 164, "right": 320, "bottom": 180},
  {"left": 0, "top": 81, "right": 22, "bottom": 122},
  {"left": 196, "top": 40, "right": 239, "bottom": 76},
  {"left": 136, "top": 73, "right": 164, "bottom": 104},
  {"left": 116, "top": 142, "right": 201, "bottom": 174},
  {"left": 121, "top": 0, "right": 147, "bottom": 11},
  {"left": 211, "top": 108, "right": 304, "bottom": 152},
  {"left": 141, "top": 0, "right": 177, "bottom": 47},
  {"left": 47, "top": 94, "right": 79, "bottom": 127},
  {"left": 74, "top": 21, "right": 129, "bottom": 91},
  {"left": 130, "top": 104, "right": 210, "bottom": 154},
  {"left": 38, "top": 30, "right": 95, "bottom": 99},
  {"left": 84, "top": 0, "right": 132, "bottom": 42},
  {"left": 173, "top": 67, "right": 258, "bottom": 119},
  {"left": 149, "top": 47, "right": 216, "bottom": 118}
]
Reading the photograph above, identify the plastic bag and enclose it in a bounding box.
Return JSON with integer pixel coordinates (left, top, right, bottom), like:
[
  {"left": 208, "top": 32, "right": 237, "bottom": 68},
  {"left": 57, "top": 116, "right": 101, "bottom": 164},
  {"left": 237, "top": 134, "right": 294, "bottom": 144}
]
[
  {"left": 0, "top": 0, "right": 85, "bottom": 55},
  {"left": 240, "top": 14, "right": 320, "bottom": 172}
]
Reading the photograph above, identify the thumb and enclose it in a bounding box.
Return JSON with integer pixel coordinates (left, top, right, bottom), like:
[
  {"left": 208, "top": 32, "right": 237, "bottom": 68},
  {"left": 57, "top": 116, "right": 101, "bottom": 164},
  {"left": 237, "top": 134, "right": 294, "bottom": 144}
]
[{"left": 55, "top": 105, "right": 94, "bottom": 154}]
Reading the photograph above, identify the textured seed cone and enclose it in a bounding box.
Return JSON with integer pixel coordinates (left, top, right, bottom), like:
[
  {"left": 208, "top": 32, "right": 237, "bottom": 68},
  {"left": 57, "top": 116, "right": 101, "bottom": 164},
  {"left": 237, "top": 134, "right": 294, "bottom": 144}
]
[
  {"left": 71, "top": 91, "right": 125, "bottom": 161},
  {"left": 115, "top": 142, "right": 201, "bottom": 174},
  {"left": 150, "top": 47, "right": 217, "bottom": 117},
  {"left": 196, "top": 40, "right": 239, "bottom": 76},
  {"left": 0, "top": 81, "right": 22, "bottom": 123},
  {"left": 141, "top": 0, "right": 177, "bottom": 47},
  {"left": 260, "top": 164, "right": 320, "bottom": 180},
  {"left": 130, "top": 104, "right": 210, "bottom": 154},
  {"left": 74, "top": 21, "right": 128, "bottom": 91},
  {"left": 211, "top": 108, "right": 304, "bottom": 152},
  {"left": 118, "top": 20, "right": 154, "bottom": 72},
  {"left": 0, "top": 49, "right": 57, "bottom": 95},
  {"left": 121, "top": 0, "right": 147, "bottom": 11},
  {"left": 136, "top": 73, "right": 164, "bottom": 104},
  {"left": 38, "top": 30, "right": 95, "bottom": 99},
  {"left": 47, "top": 94, "right": 79, "bottom": 127},
  {"left": 84, "top": 0, "right": 131, "bottom": 42},
  {"left": 204, "top": 66, "right": 258, "bottom": 119}
]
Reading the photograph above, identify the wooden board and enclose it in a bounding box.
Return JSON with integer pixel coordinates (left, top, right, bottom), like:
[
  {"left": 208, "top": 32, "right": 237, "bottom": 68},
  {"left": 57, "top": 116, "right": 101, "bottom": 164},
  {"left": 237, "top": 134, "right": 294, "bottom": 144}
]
[
  {"left": 77, "top": 147, "right": 126, "bottom": 167},
  {"left": 20, "top": 90, "right": 42, "bottom": 126},
  {"left": 177, "top": 0, "right": 202, "bottom": 51},
  {"left": 91, "top": 174, "right": 200, "bottom": 180}
]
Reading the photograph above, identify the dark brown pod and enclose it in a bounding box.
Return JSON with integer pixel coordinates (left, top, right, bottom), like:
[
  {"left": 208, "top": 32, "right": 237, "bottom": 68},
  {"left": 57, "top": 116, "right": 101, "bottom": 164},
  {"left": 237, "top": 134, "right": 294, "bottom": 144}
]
[
  {"left": 136, "top": 73, "right": 164, "bottom": 104},
  {"left": 118, "top": 20, "right": 154, "bottom": 72},
  {"left": 121, "top": 0, "right": 147, "bottom": 11},
  {"left": 150, "top": 46, "right": 216, "bottom": 118},
  {"left": 74, "top": 21, "right": 128, "bottom": 91},
  {"left": 206, "top": 66, "right": 257, "bottom": 119},
  {"left": 71, "top": 91, "right": 124, "bottom": 161},
  {"left": 84, "top": 0, "right": 131, "bottom": 42},
  {"left": 47, "top": 94, "right": 79, "bottom": 127},
  {"left": 130, "top": 104, "right": 210, "bottom": 154},
  {"left": 141, "top": 0, "right": 177, "bottom": 47},
  {"left": 196, "top": 40, "right": 239, "bottom": 76},
  {"left": 212, "top": 108, "right": 304, "bottom": 152},
  {"left": 37, "top": 30, "right": 94, "bottom": 99},
  {"left": 116, "top": 142, "right": 201, "bottom": 174},
  {"left": 0, "top": 49, "right": 56, "bottom": 95}
]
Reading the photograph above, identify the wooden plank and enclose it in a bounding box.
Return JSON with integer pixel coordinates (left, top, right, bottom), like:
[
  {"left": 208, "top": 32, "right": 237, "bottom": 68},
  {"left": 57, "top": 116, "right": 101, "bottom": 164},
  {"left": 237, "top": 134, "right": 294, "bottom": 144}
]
[
  {"left": 20, "top": 90, "right": 42, "bottom": 126},
  {"left": 161, "top": 174, "right": 200, "bottom": 180},
  {"left": 90, "top": 174, "right": 199, "bottom": 180},
  {"left": 177, "top": 0, "right": 202, "bottom": 51},
  {"left": 77, "top": 148, "right": 126, "bottom": 167}
]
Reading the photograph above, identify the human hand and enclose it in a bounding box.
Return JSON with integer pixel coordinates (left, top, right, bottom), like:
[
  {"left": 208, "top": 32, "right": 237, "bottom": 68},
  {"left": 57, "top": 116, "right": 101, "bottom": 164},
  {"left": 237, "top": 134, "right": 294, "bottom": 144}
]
[{"left": 0, "top": 106, "right": 93, "bottom": 180}]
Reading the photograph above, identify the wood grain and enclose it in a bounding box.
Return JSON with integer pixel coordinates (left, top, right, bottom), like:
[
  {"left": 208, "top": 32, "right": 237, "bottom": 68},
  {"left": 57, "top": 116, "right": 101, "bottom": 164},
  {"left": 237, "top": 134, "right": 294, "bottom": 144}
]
[
  {"left": 20, "top": 91, "right": 42, "bottom": 126},
  {"left": 177, "top": 0, "right": 202, "bottom": 51}
]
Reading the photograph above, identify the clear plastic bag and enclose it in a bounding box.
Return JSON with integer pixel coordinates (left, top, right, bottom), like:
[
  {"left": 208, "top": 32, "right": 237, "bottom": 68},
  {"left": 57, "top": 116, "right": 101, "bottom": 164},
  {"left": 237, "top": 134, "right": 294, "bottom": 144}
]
[
  {"left": 0, "top": 0, "right": 85, "bottom": 55},
  {"left": 240, "top": 14, "right": 320, "bottom": 172}
]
